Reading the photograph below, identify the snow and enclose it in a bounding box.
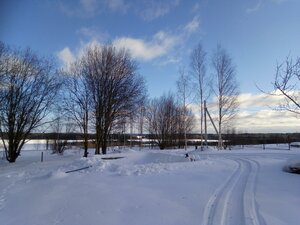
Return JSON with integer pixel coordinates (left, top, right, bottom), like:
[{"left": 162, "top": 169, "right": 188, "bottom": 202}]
[
  {"left": 283, "top": 156, "right": 300, "bottom": 173},
  {"left": 0, "top": 145, "right": 300, "bottom": 225}
]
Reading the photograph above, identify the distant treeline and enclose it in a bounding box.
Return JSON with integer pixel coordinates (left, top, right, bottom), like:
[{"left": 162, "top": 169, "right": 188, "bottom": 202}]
[{"left": 24, "top": 132, "right": 300, "bottom": 146}]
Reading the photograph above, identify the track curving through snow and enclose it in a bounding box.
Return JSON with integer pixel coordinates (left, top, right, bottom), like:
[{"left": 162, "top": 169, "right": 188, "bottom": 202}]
[{"left": 201, "top": 157, "right": 266, "bottom": 225}]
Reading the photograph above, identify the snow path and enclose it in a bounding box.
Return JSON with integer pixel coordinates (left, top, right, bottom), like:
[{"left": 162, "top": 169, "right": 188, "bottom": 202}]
[{"left": 201, "top": 157, "right": 266, "bottom": 225}]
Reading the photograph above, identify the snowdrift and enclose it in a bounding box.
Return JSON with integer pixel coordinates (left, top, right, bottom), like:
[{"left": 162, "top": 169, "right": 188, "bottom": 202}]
[{"left": 283, "top": 156, "right": 300, "bottom": 173}]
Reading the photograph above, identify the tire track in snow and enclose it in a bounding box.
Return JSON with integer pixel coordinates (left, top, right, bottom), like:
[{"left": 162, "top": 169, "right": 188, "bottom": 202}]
[
  {"left": 201, "top": 158, "right": 244, "bottom": 225},
  {"left": 201, "top": 157, "right": 265, "bottom": 225},
  {"left": 243, "top": 158, "right": 266, "bottom": 225}
]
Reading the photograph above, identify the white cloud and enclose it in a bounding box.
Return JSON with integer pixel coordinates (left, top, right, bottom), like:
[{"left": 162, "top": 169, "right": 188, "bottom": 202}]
[
  {"left": 235, "top": 109, "right": 300, "bottom": 133},
  {"left": 77, "top": 27, "right": 109, "bottom": 42},
  {"left": 57, "top": 47, "right": 75, "bottom": 67},
  {"left": 113, "top": 31, "right": 179, "bottom": 61},
  {"left": 189, "top": 92, "right": 300, "bottom": 133},
  {"left": 59, "top": 0, "right": 180, "bottom": 19},
  {"left": 184, "top": 16, "right": 200, "bottom": 33},
  {"left": 238, "top": 92, "right": 283, "bottom": 108},
  {"left": 138, "top": 0, "right": 181, "bottom": 21},
  {"left": 105, "top": 0, "right": 129, "bottom": 12},
  {"left": 58, "top": 10, "right": 202, "bottom": 64},
  {"left": 80, "top": 0, "right": 98, "bottom": 13},
  {"left": 59, "top": 0, "right": 128, "bottom": 17},
  {"left": 58, "top": 29, "right": 181, "bottom": 64},
  {"left": 246, "top": 0, "right": 289, "bottom": 13}
]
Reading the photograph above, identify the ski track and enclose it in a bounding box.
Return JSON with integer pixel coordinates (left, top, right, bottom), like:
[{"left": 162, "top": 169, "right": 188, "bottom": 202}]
[{"left": 201, "top": 157, "right": 266, "bottom": 225}]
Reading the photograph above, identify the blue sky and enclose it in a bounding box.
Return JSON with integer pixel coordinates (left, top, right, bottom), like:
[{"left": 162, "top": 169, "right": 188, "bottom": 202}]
[{"left": 1, "top": 0, "right": 300, "bottom": 132}]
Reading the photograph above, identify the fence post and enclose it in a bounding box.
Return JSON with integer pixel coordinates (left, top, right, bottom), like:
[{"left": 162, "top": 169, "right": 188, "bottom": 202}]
[{"left": 41, "top": 151, "right": 43, "bottom": 162}]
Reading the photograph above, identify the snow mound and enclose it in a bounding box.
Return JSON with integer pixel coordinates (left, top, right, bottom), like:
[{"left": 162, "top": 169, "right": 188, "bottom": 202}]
[
  {"left": 283, "top": 156, "right": 300, "bottom": 173},
  {"left": 132, "top": 152, "right": 189, "bottom": 165},
  {"left": 49, "top": 169, "right": 68, "bottom": 179},
  {"left": 59, "top": 155, "right": 106, "bottom": 174},
  {"left": 290, "top": 142, "right": 300, "bottom": 148}
]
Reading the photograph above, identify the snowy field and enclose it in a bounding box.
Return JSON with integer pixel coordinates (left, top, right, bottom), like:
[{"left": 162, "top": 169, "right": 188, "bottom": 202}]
[{"left": 0, "top": 145, "right": 300, "bottom": 225}]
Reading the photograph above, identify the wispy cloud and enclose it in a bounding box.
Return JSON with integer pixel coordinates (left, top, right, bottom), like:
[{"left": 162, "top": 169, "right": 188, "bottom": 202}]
[
  {"left": 192, "top": 3, "right": 201, "bottom": 13},
  {"left": 113, "top": 31, "right": 179, "bottom": 61},
  {"left": 235, "top": 109, "right": 299, "bottom": 133},
  {"left": 57, "top": 5, "right": 202, "bottom": 64},
  {"left": 238, "top": 92, "right": 283, "bottom": 108},
  {"left": 77, "top": 27, "right": 109, "bottom": 42},
  {"left": 184, "top": 16, "right": 200, "bottom": 33},
  {"left": 58, "top": 0, "right": 128, "bottom": 17},
  {"left": 112, "top": 15, "right": 202, "bottom": 62},
  {"left": 190, "top": 92, "right": 300, "bottom": 133},
  {"left": 58, "top": 0, "right": 179, "bottom": 19},
  {"left": 57, "top": 30, "right": 180, "bottom": 64},
  {"left": 105, "top": 0, "right": 129, "bottom": 12},
  {"left": 79, "top": 0, "right": 98, "bottom": 14},
  {"left": 246, "top": 0, "right": 263, "bottom": 13},
  {"left": 57, "top": 47, "right": 75, "bottom": 67},
  {"left": 246, "top": 0, "right": 289, "bottom": 13},
  {"left": 138, "top": 0, "right": 181, "bottom": 21}
]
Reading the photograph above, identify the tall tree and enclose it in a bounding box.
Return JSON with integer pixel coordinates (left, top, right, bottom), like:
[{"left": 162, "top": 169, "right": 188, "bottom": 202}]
[
  {"left": 176, "top": 68, "right": 191, "bottom": 150},
  {"left": 63, "top": 61, "right": 91, "bottom": 157},
  {"left": 211, "top": 45, "right": 239, "bottom": 149},
  {"left": 82, "top": 45, "right": 146, "bottom": 155},
  {"left": 190, "top": 43, "right": 210, "bottom": 149},
  {"left": 0, "top": 42, "right": 59, "bottom": 162}
]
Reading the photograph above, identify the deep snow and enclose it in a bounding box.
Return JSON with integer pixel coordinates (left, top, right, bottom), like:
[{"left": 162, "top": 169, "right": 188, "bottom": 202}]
[{"left": 0, "top": 145, "right": 300, "bottom": 225}]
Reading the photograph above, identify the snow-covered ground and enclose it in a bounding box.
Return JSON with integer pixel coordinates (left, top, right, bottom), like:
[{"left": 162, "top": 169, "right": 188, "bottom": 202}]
[{"left": 0, "top": 145, "right": 300, "bottom": 225}]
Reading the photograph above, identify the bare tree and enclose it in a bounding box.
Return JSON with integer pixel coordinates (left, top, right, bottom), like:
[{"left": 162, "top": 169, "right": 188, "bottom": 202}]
[
  {"left": 63, "top": 61, "right": 91, "bottom": 157},
  {"left": 176, "top": 68, "right": 191, "bottom": 150},
  {"left": 0, "top": 42, "right": 59, "bottom": 162},
  {"left": 211, "top": 45, "right": 239, "bottom": 149},
  {"left": 146, "top": 94, "right": 177, "bottom": 149},
  {"left": 146, "top": 93, "right": 194, "bottom": 149},
  {"left": 270, "top": 56, "right": 300, "bottom": 114},
  {"left": 190, "top": 43, "right": 210, "bottom": 149},
  {"left": 81, "top": 45, "right": 146, "bottom": 155},
  {"left": 50, "top": 111, "right": 69, "bottom": 154}
]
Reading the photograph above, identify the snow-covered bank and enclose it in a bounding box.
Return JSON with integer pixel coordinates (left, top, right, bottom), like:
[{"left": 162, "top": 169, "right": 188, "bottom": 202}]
[{"left": 0, "top": 146, "right": 300, "bottom": 225}]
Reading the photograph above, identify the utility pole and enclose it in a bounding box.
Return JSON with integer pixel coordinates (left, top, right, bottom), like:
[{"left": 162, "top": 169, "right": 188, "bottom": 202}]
[
  {"left": 204, "top": 100, "right": 208, "bottom": 149},
  {"left": 204, "top": 100, "right": 220, "bottom": 149}
]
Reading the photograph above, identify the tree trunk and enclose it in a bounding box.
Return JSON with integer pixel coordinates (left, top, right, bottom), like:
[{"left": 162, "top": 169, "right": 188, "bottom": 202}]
[
  {"left": 83, "top": 134, "right": 88, "bottom": 157},
  {"left": 7, "top": 144, "right": 17, "bottom": 163},
  {"left": 218, "top": 120, "right": 223, "bottom": 149},
  {"left": 102, "top": 141, "right": 107, "bottom": 155}
]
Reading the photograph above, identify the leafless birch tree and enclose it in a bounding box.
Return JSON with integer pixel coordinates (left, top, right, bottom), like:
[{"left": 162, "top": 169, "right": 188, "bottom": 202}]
[
  {"left": 176, "top": 68, "right": 191, "bottom": 150},
  {"left": 212, "top": 45, "right": 239, "bottom": 149},
  {"left": 190, "top": 43, "right": 210, "bottom": 149},
  {"left": 0, "top": 42, "right": 59, "bottom": 162}
]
